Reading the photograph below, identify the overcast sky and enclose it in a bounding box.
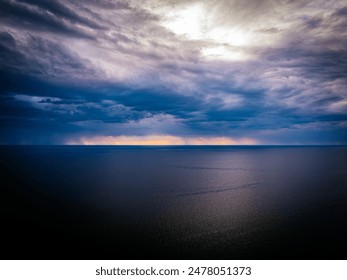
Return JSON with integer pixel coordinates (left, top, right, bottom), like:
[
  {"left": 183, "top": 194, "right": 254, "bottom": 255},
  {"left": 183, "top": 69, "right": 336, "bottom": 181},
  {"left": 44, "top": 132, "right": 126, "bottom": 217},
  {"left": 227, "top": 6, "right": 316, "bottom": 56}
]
[{"left": 1, "top": 0, "right": 347, "bottom": 144}]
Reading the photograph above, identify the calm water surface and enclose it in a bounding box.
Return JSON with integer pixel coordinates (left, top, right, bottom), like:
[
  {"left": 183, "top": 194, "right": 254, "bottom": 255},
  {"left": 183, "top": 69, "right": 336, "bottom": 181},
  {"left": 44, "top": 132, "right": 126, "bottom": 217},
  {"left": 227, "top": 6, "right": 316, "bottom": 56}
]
[{"left": 1, "top": 146, "right": 347, "bottom": 259}]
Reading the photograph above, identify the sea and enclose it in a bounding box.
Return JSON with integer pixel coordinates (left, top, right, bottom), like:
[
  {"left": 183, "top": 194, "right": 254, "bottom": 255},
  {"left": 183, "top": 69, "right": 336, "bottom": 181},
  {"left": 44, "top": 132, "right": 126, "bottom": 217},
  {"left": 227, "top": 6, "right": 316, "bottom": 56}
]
[{"left": 1, "top": 145, "right": 347, "bottom": 259}]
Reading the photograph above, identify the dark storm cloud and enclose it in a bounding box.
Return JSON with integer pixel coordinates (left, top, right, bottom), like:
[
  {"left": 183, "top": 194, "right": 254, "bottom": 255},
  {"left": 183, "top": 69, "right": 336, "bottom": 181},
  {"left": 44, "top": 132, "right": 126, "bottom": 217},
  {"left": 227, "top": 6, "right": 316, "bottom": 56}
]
[
  {"left": 0, "top": 30, "right": 97, "bottom": 81},
  {"left": 0, "top": 0, "right": 98, "bottom": 38},
  {"left": 0, "top": 31, "right": 24, "bottom": 70},
  {"left": 16, "top": 0, "right": 105, "bottom": 29},
  {"left": 0, "top": 0, "right": 347, "bottom": 144}
]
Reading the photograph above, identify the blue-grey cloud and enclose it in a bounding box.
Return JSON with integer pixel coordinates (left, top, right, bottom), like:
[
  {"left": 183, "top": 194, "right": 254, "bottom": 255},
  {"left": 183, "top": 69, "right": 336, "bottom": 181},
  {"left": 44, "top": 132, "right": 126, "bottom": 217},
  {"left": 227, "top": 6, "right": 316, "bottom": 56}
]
[{"left": 1, "top": 0, "right": 347, "bottom": 144}]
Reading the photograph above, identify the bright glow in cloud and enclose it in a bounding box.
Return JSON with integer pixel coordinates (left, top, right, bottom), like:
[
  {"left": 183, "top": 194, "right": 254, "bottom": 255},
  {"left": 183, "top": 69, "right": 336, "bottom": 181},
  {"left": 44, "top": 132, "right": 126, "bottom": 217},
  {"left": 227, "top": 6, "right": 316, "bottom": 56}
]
[
  {"left": 160, "top": 2, "right": 275, "bottom": 61},
  {"left": 67, "top": 135, "right": 258, "bottom": 145},
  {"left": 163, "top": 3, "right": 206, "bottom": 40},
  {"left": 162, "top": 3, "right": 252, "bottom": 45}
]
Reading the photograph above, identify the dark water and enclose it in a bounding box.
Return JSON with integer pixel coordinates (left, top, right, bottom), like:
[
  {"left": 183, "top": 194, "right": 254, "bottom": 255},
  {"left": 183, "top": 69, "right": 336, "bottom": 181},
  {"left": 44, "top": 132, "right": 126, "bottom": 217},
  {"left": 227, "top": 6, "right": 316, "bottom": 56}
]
[{"left": 1, "top": 146, "right": 347, "bottom": 259}]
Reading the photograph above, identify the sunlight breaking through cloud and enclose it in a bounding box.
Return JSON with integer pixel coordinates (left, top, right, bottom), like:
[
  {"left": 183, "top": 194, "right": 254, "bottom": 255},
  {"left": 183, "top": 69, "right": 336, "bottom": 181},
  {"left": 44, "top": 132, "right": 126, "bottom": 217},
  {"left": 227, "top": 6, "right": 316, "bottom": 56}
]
[{"left": 67, "top": 135, "right": 259, "bottom": 145}]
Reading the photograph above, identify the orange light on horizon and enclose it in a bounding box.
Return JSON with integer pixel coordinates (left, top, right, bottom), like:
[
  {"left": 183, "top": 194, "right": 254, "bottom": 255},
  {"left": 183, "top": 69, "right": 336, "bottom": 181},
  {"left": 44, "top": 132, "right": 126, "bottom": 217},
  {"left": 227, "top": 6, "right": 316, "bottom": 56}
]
[{"left": 67, "top": 135, "right": 259, "bottom": 145}]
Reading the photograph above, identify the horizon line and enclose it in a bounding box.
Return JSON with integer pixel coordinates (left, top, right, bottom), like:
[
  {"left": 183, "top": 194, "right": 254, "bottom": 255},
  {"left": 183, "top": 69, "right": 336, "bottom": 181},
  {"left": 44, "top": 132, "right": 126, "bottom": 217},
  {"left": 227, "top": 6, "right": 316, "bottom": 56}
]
[{"left": 1, "top": 144, "right": 346, "bottom": 147}]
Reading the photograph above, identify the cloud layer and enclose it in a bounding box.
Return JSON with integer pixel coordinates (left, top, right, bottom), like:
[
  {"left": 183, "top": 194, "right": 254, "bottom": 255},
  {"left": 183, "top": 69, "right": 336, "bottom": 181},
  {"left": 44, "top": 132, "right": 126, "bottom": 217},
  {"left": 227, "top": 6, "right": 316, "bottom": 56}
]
[{"left": 1, "top": 0, "right": 347, "bottom": 144}]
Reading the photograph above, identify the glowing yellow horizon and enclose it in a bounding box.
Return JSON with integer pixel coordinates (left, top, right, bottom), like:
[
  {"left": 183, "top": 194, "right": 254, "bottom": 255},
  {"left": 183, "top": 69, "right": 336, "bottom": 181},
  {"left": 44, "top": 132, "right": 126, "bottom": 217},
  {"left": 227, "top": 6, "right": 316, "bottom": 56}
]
[{"left": 67, "top": 135, "right": 258, "bottom": 145}]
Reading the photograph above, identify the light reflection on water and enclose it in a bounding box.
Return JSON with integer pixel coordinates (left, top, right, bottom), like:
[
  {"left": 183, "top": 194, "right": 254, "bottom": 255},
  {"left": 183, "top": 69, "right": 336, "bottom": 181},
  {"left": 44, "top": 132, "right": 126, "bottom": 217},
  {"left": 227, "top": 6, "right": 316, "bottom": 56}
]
[{"left": 1, "top": 146, "right": 347, "bottom": 259}]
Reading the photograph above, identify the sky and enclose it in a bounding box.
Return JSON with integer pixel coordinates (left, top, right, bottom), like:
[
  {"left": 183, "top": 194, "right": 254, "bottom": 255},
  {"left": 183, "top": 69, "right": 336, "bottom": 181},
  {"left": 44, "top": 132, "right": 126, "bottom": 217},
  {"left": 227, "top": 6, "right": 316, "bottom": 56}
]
[{"left": 1, "top": 0, "right": 347, "bottom": 145}]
